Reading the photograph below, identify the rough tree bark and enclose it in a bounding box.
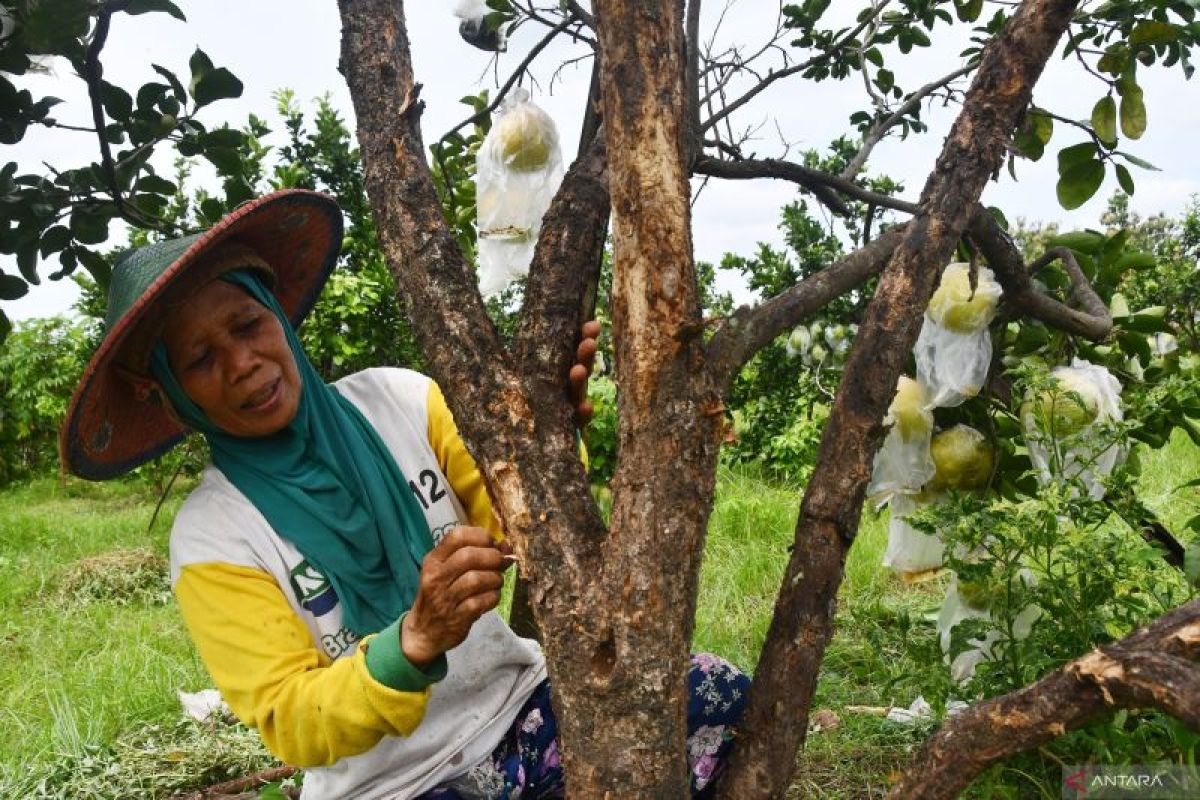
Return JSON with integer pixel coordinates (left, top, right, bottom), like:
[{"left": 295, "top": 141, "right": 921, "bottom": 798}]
[
  {"left": 715, "top": 2, "right": 1082, "bottom": 796},
  {"left": 339, "top": 1, "right": 720, "bottom": 794}
]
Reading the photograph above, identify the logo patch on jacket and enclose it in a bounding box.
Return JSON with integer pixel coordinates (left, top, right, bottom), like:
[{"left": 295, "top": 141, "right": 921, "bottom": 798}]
[{"left": 288, "top": 560, "right": 338, "bottom": 616}]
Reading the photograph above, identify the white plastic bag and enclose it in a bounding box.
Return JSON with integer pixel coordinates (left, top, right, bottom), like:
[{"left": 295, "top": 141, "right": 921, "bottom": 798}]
[
  {"left": 867, "top": 377, "right": 936, "bottom": 505},
  {"left": 937, "top": 571, "right": 1042, "bottom": 684},
  {"left": 882, "top": 493, "right": 945, "bottom": 575},
  {"left": 453, "top": 0, "right": 507, "bottom": 51},
  {"left": 1021, "top": 358, "right": 1124, "bottom": 500},
  {"left": 913, "top": 263, "right": 1002, "bottom": 408},
  {"left": 475, "top": 88, "right": 564, "bottom": 297}
]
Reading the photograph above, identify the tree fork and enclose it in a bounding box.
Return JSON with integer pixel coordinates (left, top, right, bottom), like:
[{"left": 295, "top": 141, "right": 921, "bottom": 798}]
[{"left": 715, "top": 2, "right": 1081, "bottom": 796}]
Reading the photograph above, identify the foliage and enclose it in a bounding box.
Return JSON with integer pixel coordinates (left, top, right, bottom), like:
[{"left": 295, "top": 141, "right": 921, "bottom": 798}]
[
  {"left": 0, "top": 314, "right": 93, "bottom": 483},
  {"left": 583, "top": 375, "right": 617, "bottom": 486},
  {"left": 0, "top": 0, "right": 253, "bottom": 341},
  {"left": 54, "top": 548, "right": 170, "bottom": 608}
]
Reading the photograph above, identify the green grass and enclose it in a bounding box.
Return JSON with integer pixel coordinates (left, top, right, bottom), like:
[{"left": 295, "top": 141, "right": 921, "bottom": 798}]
[{"left": 0, "top": 430, "right": 1197, "bottom": 798}]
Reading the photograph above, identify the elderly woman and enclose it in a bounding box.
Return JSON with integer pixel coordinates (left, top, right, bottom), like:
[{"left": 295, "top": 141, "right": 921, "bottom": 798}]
[{"left": 60, "top": 190, "right": 748, "bottom": 799}]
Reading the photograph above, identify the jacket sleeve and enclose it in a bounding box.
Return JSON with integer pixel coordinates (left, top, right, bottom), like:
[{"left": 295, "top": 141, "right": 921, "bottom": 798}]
[{"left": 174, "top": 561, "right": 445, "bottom": 767}]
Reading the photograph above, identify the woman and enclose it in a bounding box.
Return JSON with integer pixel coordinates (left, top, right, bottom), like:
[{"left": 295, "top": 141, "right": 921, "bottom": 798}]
[{"left": 61, "top": 190, "right": 748, "bottom": 798}]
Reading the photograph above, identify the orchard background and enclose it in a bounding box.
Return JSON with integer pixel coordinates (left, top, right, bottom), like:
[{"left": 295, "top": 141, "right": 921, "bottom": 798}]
[{"left": 1, "top": 1, "right": 1199, "bottom": 797}]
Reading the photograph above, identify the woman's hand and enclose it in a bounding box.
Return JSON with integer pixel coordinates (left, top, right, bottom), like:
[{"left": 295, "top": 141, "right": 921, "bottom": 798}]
[
  {"left": 401, "top": 526, "right": 510, "bottom": 668},
  {"left": 570, "top": 320, "right": 602, "bottom": 427}
]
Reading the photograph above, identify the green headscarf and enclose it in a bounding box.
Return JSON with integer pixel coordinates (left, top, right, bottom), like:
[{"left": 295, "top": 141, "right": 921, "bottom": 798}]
[{"left": 150, "top": 270, "right": 432, "bottom": 635}]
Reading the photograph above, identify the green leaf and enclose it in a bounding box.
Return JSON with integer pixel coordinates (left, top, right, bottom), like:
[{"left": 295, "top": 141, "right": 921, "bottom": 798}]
[
  {"left": 1185, "top": 542, "right": 1200, "bottom": 588},
  {"left": 76, "top": 248, "right": 111, "bottom": 287},
  {"left": 1091, "top": 95, "right": 1117, "bottom": 146},
  {"left": 1029, "top": 109, "right": 1053, "bottom": 144},
  {"left": 188, "top": 48, "right": 215, "bottom": 99},
  {"left": 135, "top": 174, "right": 176, "bottom": 195},
  {"left": 69, "top": 206, "right": 111, "bottom": 246},
  {"left": 38, "top": 224, "right": 70, "bottom": 257},
  {"left": 1115, "top": 163, "right": 1134, "bottom": 195},
  {"left": 1130, "top": 20, "right": 1178, "bottom": 48},
  {"left": 192, "top": 68, "right": 243, "bottom": 108},
  {"left": 1055, "top": 160, "right": 1105, "bottom": 210},
  {"left": 0, "top": 308, "right": 9, "bottom": 345},
  {"left": 1114, "top": 151, "right": 1160, "bottom": 171},
  {"left": 1113, "top": 250, "right": 1155, "bottom": 271},
  {"left": 1119, "top": 86, "right": 1147, "bottom": 139},
  {"left": 1108, "top": 292, "right": 1130, "bottom": 318},
  {"left": 124, "top": 0, "right": 186, "bottom": 20},
  {"left": 1047, "top": 230, "right": 1106, "bottom": 254},
  {"left": 864, "top": 47, "right": 884, "bottom": 67},
  {"left": 152, "top": 64, "right": 187, "bottom": 104},
  {"left": 954, "top": 0, "right": 983, "bottom": 22},
  {"left": 99, "top": 81, "right": 133, "bottom": 122},
  {"left": 1123, "top": 306, "right": 1169, "bottom": 333},
  {"left": 1057, "top": 142, "right": 1097, "bottom": 173},
  {"left": 0, "top": 273, "right": 28, "bottom": 300}
]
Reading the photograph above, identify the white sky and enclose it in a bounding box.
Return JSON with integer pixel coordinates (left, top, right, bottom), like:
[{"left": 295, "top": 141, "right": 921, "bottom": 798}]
[{"left": 5, "top": 1, "right": 1199, "bottom": 320}]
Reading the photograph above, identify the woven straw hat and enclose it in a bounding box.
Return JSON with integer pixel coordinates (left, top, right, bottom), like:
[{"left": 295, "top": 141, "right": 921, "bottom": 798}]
[{"left": 60, "top": 189, "right": 343, "bottom": 480}]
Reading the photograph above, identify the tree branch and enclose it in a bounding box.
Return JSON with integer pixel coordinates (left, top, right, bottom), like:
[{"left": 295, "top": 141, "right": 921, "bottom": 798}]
[
  {"left": 706, "top": 228, "right": 905, "bottom": 384},
  {"left": 84, "top": 0, "right": 166, "bottom": 232},
  {"left": 700, "top": 5, "right": 887, "bottom": 135},
  {"left": 969, "top": 211, "right": 1113, "bottom": 340},
  {"left": 693, "top": 154, "right": 854, "bottom": 217},
  {"left": 888, "top": 599, "right": 1200, "bottom": 799},
  {"left": 684, "top": 0, "right": 703, "bottom": 166},
  {"left": 715, "top": 2, "right": 1083, "bottom": 796},
  {"left": 841, "top": 64, "right": 977, "bottom": 182}
]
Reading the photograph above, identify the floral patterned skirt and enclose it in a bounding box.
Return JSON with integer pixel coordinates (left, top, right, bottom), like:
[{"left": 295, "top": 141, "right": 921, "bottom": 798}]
[{"left": 418, "top": 652, "right": 750, "bottom": 799}]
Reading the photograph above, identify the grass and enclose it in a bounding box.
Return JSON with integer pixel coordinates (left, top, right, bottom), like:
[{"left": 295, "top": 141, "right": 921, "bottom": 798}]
[{"left": 0, "top": 431, "right": 1196, "bottom": 797}]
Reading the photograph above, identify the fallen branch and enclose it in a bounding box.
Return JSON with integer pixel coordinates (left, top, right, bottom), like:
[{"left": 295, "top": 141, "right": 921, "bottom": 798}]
[{"left": 171, "top": 765, "right": 297, "bottom": 800}]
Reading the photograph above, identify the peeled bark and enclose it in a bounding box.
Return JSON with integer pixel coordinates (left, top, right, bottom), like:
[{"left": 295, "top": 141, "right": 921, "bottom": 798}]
[{"left": 715, "top": 2, "right": 1082, "bottom": 796}]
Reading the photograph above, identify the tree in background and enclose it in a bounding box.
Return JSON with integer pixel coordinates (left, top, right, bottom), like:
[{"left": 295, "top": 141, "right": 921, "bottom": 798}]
[{"left": 4, "top": 1, "right": 1200, "bottom": 796}]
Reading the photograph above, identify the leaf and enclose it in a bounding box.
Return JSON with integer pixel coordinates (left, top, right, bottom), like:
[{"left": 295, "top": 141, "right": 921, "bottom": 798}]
[
  {"left": 1185, "top": 542, "right": 1200, "bottom": 588},
  {"left": 1115, "top": 151, "right": 1160, "bottom": 171},
  {"left": 1108, "top": 292, "right": 1130, "bottom": 318},
  {"left": 188, "top": 48, "right": 215, "bottom": 99},
  {"left": 954, "top": 0, "right": 983, "bottom": 22},
  {"left": 124, "top": 0, "right": 186, "bottom": 20},
  {"left": 1113, "top": 250, "right": 1155, "bottom": 271},
  {"left": 1055, "top": 160, "right": 1105, "bottom": 210},
  {"left": 1091, "top": 95, "right": 1117, "bottom": 146},
  {"left": 38, "top": 224, "right": 70, "bottom": 257},
  {"left": 1119, "top": 86, "right": 1147, "bottom": 139},
  {"left": 1057, "top": 142, "right": 1097, "bottom": 173},
  {"left": 1047, "top": 230, "right": 1106, "bottom": 254},
  {"left": 76, "top": 248, "right": 111, "bottom": 287},
  {"left": 1029, "top": 109, "right": 1053, "bottom": 144},
  {"left": 1115, "top": 163, "right": 1134, "bottom": 195},
  {"left": 69, "top": 206, "right": 111, "bottom": 246},
  {"left": 99, "top": 81, "right": 133, "bottom": 122},
  {"left": 135, "top": 174, "right": 176, "bottom": 195},
  {"left": 152, "top": 64, "right": 187, "bottom": 104},
  {"left": 0, "top": 309, "right": 9, "bottom": 345},
  {"left": 1130, "top": 20, "right": 1178, "bottom": 48},
  {"left": 192, "top": 68, "right": 243, "bottom": 108},
  {"left": 0, "top": 273, "right": 28, "bottom": 300},
  {"left": 1123, "top": 305, "right": 1169, "bottom": 333}
]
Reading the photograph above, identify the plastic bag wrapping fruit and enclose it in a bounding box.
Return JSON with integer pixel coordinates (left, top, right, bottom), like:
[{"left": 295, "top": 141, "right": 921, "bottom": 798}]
[
  {"left": 453, "top": 0, "right": 506, "bottom": 51},
  {"left": 914, "top": 263, "right": 1002, "bottom": 408},
  {"left": 867, "top": 377, "right": 936, "bottom": 506},
  {"left": 881, "top": 493, "right": 945, "bottom": 575},
  {"left": 937, "top": 570, "right": 1042, "bottom": 684},
  {"left": 1021, "top": 359, "right": 1124, "bottom": 500},
  {"left": 475, "top": 88, "right": 564, "bottom": 297}
]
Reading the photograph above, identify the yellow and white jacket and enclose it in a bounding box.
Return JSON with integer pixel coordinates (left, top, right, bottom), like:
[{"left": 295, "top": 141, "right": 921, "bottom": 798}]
[{"left": 169, "top": 368, "right": 546, "bottom": 799}]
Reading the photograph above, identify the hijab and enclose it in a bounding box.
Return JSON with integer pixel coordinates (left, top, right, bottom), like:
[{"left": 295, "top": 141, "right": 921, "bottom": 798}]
[{"left": 151, "top": 270, "right": 432, "bottom": 635}]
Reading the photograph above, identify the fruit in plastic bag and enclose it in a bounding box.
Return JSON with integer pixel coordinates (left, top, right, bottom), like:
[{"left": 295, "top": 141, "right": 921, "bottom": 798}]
[
  {"left": 927, "top": 424, "right": 994, "bottom": 491},
  {"left": 926, "top": 262, "right": 1002, "bottom": 334},
  {"left": 454, "top": 0, "right": 506, "bottom": 51},
  {"left": 888, "top": 376, "right": 932, "bottom": 440},
  {"left": 494, "top": 108, "right": 554, "bottom": 172},
  {"left": 475, "top": 88, "right": 564, "bottom": 297},
  {"left": 1021, "top": 368, "right": 1104, "bottom": 436}
]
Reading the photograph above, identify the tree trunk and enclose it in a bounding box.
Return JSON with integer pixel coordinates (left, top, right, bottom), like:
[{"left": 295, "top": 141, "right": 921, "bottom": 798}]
[
  {"left": 339, "top": 1, "right": 723, "bottom": 794},
  {"left": 715, "top": 1, "right": 1082, "bottom": 796}
]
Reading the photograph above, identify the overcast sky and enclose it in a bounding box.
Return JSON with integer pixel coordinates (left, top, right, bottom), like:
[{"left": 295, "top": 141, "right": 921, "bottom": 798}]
[{"left": 5, "top": 1, "right": 1199, "bottom": 320}]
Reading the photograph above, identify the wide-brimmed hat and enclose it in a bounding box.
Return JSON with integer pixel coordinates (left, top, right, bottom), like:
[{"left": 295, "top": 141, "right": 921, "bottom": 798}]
[{"left": 61, "top": 189, "right": 343, "bottom": 480}]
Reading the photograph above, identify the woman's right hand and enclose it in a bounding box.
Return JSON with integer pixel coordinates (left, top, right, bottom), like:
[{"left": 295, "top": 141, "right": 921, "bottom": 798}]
[{"left": 401, "top": 526, "right": 508, "bottom": 668}]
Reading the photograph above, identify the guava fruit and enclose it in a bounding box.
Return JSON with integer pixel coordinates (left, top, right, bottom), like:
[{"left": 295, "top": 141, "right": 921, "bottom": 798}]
[
  {"left": 1022, "top": 369, "right": 1103, "bottom": 436},
  {"left": 494, "top": 107, "right": 554, "bottom": 172},
  {"left": 888, "top": 376, "right": 932, "bottom": 440},
  {"left": 927, "top": 424, "right": 994, "bottom": 491}
]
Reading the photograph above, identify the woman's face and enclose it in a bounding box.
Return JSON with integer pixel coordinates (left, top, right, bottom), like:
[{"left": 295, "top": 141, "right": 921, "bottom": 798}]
[{"left": 160, "top": 279, "right": 301, "bottom": 437}]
